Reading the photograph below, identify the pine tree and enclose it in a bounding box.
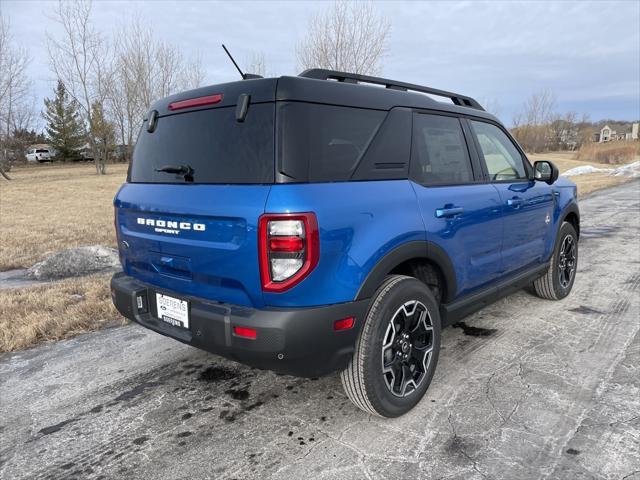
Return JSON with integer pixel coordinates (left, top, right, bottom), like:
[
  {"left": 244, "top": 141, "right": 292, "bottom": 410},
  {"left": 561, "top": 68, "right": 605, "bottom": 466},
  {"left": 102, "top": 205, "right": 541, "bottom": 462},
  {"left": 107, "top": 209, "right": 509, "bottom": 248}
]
[
  {"left": 42, "top": 80, "right": 85, "bottom": 161},
  {"left": 89, "top": 101, "right": 115, "bottom": 174}
]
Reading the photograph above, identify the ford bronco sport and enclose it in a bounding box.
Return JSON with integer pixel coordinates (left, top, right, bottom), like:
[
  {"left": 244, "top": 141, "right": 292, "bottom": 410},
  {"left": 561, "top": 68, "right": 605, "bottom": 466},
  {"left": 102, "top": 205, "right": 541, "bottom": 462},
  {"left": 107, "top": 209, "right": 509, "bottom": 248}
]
[{"left": 111, "top": 69, "right": 579, "bottom": 417}]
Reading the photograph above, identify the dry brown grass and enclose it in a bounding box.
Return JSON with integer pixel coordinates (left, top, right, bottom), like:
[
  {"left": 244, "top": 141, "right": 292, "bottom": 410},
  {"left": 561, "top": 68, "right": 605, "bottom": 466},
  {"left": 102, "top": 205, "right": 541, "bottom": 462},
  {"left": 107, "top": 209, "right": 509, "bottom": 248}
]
[
  {"left": 0, "top": 163, "right": 127, "bottom": 270},
  {"left": 528, "top": 152, "right": 635, "bottom": 197},
  {"left": 0, "top": 273, "right": 124, "bottom": 353},
  {"left": 575, "top": 142, "right": 640, "bottom": 164}
]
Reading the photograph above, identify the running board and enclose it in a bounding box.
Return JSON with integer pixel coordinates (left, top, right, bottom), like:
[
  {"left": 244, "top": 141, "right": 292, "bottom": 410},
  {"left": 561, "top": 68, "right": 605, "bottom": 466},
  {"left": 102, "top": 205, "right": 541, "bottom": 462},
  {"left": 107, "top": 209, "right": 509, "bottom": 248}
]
[{"left": 440, "top": 263, "right": 549, "bottom": 327}]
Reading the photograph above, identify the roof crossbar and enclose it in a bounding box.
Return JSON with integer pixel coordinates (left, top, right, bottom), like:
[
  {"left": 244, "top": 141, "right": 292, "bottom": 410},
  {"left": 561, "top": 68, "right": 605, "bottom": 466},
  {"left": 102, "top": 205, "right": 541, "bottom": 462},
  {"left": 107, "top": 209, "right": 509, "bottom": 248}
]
[{"left": 299, "top": 69, "right": 484, "bottom": 111}]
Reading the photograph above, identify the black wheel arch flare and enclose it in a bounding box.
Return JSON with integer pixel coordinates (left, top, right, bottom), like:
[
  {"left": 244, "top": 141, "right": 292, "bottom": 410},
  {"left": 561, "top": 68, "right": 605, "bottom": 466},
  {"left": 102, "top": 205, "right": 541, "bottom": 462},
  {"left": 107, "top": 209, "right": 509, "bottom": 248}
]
[{"left": 355, "top": 241, "right": 458, "bottom": 304}]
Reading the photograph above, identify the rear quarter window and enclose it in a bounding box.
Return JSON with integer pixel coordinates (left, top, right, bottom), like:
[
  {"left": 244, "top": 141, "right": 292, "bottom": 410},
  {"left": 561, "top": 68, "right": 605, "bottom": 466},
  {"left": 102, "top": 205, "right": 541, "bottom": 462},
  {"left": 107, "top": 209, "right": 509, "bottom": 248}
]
[{"left": 277, "top": 103, "right": 385, "bottom": 182}]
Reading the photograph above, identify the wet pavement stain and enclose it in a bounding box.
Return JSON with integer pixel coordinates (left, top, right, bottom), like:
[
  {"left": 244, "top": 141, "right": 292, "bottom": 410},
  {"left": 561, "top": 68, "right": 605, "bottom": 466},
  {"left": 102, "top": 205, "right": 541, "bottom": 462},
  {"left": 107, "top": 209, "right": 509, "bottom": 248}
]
[
  {"left": 198, "top": 366, "right": 237, "bottom": 382},
  {"left": 453, "top": 322, "right": 497, "bottom": 337},
  {"left": 113, "top": 381, "right": 159, "bottom": 403},
  {"left": 566, "top": 448, "right": 580, "bottom": 455},
  {"left": 225, "top": 388, "right": 250, "bottom": 401},
  {"left": 569, "top": 305, "right": 604, "bottom": 315},
  {"left": 219, "top": 411, "right": 237, "bottom": 423},
  {"left": 132, "top": 436, "right": 149, "bottom": 446},
  {"left": 39, "top": 419, "right": 78, "bottom": 436}
]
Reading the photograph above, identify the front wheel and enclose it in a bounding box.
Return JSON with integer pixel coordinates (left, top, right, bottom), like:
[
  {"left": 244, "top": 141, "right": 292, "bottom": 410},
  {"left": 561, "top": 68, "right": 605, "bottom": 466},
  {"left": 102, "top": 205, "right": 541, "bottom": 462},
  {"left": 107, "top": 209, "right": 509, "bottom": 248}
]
[
  {"left": 533, "top": 221, "right": 578, "bottom": 300},
  {"left": 341, "top": 275, "right": 441, "bottom": 417}
]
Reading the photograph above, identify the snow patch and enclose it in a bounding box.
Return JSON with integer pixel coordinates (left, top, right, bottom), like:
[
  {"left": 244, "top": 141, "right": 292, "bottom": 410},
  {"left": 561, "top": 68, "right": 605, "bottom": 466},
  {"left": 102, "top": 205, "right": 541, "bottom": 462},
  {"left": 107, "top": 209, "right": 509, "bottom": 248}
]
[
  {"left": 562, "top": 161, "right": 640, "bottom": 178},
  {"left": 26, "top": 245, "right": 120, "bottom": 280}
]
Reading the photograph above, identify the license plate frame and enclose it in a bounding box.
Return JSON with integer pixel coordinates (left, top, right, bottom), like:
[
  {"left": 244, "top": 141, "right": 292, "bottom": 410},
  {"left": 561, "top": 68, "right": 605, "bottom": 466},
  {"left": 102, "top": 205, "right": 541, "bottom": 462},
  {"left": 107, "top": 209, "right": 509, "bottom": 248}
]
[{"left": 155, "top": 293, "right": 190, "bottom": 330}]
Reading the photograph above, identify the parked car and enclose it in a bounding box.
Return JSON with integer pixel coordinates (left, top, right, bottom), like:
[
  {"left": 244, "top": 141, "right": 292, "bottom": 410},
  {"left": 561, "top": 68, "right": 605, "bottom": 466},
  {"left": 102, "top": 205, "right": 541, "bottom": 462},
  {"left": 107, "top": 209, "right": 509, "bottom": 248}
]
[
  {"left": 111, "top": 70, "right": 579, "bottom": 417},
  {"left": 25, "top": 147, "right": 55, "bottom": 163}
]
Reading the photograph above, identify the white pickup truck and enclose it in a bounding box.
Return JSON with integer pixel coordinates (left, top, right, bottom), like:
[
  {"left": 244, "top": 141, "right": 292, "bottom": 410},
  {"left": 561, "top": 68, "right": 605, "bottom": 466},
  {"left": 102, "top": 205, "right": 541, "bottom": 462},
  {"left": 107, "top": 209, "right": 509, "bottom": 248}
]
[{"left": 25, "top": 147, "right": 55, "bottom": 163}]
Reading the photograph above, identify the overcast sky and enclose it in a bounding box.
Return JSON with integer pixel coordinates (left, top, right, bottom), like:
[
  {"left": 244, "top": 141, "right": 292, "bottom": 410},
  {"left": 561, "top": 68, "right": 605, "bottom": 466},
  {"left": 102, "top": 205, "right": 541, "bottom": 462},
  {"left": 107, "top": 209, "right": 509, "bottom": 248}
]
[{"left": 3, "top": 0, "right": 639, "bottom": 128}]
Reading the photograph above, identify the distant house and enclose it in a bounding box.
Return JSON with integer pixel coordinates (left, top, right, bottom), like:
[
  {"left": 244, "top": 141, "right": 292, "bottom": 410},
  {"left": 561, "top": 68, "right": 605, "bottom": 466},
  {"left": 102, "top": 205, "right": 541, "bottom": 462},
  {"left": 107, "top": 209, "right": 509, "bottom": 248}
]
[{"left": 599, "top": 123, "right": 639, "bottom": 142}]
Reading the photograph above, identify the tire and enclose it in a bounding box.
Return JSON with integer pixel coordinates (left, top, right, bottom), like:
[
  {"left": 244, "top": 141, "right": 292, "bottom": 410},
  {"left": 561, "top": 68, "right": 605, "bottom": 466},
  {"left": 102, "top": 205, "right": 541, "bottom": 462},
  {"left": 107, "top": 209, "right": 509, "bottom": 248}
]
[
  {"left": 341, "top": 275, "right": 441, "bottom": 417},
  {"left": 533, "top": 221, "right": 578, "bottom": 300}
]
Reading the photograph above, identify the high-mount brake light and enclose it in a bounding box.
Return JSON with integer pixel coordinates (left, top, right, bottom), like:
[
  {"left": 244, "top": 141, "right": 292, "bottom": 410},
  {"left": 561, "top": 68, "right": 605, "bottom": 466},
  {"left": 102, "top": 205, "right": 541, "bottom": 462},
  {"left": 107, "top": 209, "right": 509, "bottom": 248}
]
[
  {"left": 168, "top": 94, "right": 223, "bottom": 111},
  {"left": 259, "top": 213, "right": 319, "bottom": 292}
]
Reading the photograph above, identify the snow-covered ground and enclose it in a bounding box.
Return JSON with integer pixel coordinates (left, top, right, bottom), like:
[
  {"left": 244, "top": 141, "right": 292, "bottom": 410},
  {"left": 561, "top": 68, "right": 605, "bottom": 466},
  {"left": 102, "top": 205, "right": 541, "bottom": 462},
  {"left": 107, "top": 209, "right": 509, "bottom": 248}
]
[{"left": 562, "top": 160, "right": 640, "bottom": 178}]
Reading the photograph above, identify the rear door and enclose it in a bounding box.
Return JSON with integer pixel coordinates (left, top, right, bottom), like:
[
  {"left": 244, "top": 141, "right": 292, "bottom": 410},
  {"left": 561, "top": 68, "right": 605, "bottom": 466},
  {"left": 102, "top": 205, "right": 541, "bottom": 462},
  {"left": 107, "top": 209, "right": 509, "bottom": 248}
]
[
  {"left": 411, "top": 113, "right": 504, "bottom": 299},
  {"left": 468, "top": 119, "right": 554, "bottom": 275},
  {"left": 115, "top": 100, "right": 275, "bottom": 308}
]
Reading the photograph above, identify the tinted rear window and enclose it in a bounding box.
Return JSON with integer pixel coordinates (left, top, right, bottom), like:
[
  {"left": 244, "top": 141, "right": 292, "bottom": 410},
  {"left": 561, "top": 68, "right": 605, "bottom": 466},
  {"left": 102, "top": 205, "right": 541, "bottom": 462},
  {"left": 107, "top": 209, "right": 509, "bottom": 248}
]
[
  {"left": 277, "top": 102, "right": 385, "bottom": 182},
  {"left": 130, "top": 104, "right": 274, "bottom": 184}
]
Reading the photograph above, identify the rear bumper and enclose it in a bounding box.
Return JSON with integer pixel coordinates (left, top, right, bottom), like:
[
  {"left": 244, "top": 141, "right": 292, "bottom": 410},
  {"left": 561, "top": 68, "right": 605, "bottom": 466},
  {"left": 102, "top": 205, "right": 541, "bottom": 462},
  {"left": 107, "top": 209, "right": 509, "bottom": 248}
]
[{"left": 110, "top": 272, "right": 369, "bottom": 377}]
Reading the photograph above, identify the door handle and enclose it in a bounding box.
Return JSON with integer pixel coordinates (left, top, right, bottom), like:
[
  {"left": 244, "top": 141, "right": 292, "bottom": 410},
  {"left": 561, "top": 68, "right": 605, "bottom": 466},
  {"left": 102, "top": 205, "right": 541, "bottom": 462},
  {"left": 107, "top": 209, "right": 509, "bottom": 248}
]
[
  {"left": 435, "top": 206, "right": 464, "bottom": 218},
  {"left": 507, "top": 197, "right": 523, "bottom": 208}
]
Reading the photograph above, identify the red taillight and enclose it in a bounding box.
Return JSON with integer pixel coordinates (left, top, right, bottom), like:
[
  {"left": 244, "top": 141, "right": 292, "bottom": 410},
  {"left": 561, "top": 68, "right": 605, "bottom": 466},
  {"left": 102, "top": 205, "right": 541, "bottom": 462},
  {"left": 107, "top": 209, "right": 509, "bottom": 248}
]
[
  {"left": 269, "top": 236, "right": 304, "bottom": 252},
  {"left": 168, "top": 94, "right": 223, "bottom": 111},
  {"left": 233, "top": 326, "right": 257, "bottom": 339},
  {"left": 258, "top": 213, "right": 319, "bottom": 293},
  {"left": 334, "top": 317, "right": 355, "bottom": 331}
]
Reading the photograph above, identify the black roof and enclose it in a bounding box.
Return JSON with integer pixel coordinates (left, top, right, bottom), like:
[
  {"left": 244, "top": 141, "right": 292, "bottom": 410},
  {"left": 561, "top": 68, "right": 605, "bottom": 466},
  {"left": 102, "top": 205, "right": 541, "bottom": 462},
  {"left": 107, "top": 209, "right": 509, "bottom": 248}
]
[{"left": 149, "top": 70, "right": 499, "bottom": 123}]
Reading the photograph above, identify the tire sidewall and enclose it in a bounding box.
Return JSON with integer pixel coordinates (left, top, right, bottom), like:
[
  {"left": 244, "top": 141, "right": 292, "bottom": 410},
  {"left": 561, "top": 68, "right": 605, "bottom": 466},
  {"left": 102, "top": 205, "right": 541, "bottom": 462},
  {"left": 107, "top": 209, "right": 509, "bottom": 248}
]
[
  {"left": 363, "top": 277, "right": 441, "bottom": 417},
  {"left": 552, "top": 222, "right": 578, "bottom": 299}
]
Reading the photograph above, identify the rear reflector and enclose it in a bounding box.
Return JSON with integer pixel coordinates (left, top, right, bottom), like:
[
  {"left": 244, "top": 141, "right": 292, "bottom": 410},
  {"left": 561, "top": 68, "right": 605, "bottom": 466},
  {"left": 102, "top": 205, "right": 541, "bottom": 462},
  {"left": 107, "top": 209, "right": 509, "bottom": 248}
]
[
  {"left": 334, "top": 317, "right": 355, "bottom": 331},
  {"left": 233, "top": 326, "right": 257, "bottom": 339},
  {"left": 168, "top": 94, "right": 223, "bottom": 111}
]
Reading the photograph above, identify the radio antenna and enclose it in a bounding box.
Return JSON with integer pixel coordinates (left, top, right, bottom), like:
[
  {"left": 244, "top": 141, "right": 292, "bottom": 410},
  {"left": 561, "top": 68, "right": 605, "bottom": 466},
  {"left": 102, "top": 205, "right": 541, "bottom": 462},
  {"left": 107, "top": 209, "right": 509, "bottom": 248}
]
[{"left": 222, "top": 44, "right": 245, "bottom": 79}]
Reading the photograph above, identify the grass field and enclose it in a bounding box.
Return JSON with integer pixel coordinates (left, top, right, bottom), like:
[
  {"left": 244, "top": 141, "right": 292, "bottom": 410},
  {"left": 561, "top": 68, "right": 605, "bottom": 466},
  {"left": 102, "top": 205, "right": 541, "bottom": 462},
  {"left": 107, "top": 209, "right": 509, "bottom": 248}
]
[
  {"left": 0, "top": 273, "right": 123, "bottom": 352},
  {"left": 0, "top": 163, "right": 127, "bottom": 271}
]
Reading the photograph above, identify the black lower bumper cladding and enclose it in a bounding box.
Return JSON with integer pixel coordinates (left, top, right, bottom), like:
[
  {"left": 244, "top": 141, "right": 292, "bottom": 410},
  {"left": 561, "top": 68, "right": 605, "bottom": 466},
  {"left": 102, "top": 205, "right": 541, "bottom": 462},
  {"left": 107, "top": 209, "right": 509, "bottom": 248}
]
[{"left": 110, "top": 273, "right": 369, "bottom": 377}]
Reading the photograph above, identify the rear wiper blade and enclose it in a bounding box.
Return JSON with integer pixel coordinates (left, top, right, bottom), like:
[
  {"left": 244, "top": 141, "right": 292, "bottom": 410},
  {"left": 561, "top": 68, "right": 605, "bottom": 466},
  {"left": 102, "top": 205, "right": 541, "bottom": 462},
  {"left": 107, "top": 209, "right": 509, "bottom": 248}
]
[
  {"left": 155, "top": 164, "right": 194, "bottom": 182},
  {"left": 155, "top": 164, "right": 193, "bottom": 176}
]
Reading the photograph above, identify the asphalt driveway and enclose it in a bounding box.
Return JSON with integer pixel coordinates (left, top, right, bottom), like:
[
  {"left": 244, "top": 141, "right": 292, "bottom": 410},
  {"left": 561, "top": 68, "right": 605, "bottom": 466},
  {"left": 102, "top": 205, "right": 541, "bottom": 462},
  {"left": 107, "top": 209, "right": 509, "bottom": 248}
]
[{"left": 1, "top": 181, "right": 639, "bottom": 480}]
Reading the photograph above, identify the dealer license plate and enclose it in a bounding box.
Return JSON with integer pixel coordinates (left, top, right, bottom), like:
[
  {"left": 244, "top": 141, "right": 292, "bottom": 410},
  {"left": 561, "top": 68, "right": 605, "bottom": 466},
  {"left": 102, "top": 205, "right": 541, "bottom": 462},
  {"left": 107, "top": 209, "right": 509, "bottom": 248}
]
[{"left": 156, "top": 293, "right": 189, "bottom": 329}]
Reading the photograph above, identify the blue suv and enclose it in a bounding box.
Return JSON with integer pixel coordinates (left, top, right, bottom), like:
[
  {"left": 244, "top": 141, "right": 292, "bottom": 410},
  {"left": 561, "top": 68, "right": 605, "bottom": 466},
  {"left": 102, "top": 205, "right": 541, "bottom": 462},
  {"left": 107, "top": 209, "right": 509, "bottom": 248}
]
[{"left": 111, "top": 69, "right": 579, "bottom": 417}]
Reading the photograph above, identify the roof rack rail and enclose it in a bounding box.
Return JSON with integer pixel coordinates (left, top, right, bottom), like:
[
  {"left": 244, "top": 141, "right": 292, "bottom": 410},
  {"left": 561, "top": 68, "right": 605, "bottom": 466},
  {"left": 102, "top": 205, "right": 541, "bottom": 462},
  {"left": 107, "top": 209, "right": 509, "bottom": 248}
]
[{"left": 299, "top": 69, "right": 484, "bottom": 111}]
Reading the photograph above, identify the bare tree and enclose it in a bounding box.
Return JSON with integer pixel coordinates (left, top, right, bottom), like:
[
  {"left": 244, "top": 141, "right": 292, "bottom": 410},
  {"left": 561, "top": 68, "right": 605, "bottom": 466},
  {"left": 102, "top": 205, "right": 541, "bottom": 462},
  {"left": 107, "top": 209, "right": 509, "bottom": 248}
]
[
  {"left": 0, "top": 14, "right": 33, "bottom": 176},
  {"left": 511, "top": 89, "right": 556, "bottom": 153},
  {"left": 47, "top": 0, "right": 108, "bottom": 174},
  {"left": 246, "top": 51, "right": 268, "bottom": 77},
  {"left": 104, "top": 17, "right": 204, "bottom": 161},
  {"left": 297, "top": 1, "right": 390, "bottom": 75}
]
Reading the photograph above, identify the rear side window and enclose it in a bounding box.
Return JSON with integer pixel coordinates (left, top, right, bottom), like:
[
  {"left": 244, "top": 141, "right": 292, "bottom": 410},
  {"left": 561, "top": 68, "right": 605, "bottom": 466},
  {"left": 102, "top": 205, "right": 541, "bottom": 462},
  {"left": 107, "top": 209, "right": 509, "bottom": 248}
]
[
  {"left": 130, "top": 104, "right": 274, "bottom": 184},
  {"left": 277, "top": 102, "right": 385, "bottom": 182},
  {"left": 411, "top": 114, "right": 473, "bottom": 185},
  {"left": 470, "top": 120, "right": 528, "bottom": 181}
]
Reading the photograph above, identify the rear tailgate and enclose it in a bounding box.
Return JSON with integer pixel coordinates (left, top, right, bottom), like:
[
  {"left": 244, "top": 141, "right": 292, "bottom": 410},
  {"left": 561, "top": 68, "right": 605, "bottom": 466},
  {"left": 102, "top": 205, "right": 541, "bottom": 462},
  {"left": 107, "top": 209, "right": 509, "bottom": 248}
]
[
  {"left": 116, "top": 81, "right": 277, "bottom": 308},
  {"left": 115, "top": 184, "right": 270, "bottom": 308}
]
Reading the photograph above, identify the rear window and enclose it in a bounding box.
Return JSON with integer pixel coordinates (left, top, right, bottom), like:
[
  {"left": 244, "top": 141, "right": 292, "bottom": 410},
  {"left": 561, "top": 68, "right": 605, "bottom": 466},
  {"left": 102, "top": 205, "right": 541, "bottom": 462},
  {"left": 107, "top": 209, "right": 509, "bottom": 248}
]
[
  {"left": 130, "top": 104, "right": 274, "bottom": 184},
  {"left": 36, "top": 149, "right": 49, "bottom": 153},
  {"left": 411, "top": 114, "right": 473, "bottom": 185},
  {"left": 277, "top": 103, "right": 385, "bottom": 182}
]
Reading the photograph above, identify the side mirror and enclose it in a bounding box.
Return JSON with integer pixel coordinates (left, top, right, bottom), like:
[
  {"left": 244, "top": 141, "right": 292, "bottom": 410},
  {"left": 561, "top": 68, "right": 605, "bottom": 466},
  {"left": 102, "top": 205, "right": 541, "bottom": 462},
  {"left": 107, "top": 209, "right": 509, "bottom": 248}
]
[{"left": 534, "top": 160, "right": 559, "bottom": 185}]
